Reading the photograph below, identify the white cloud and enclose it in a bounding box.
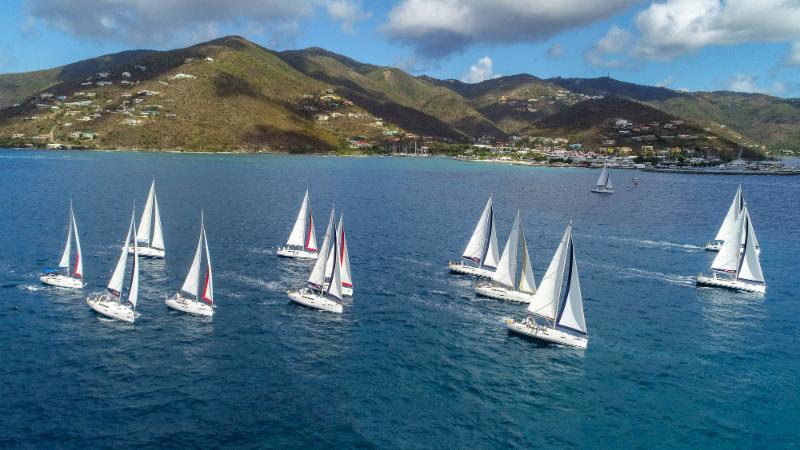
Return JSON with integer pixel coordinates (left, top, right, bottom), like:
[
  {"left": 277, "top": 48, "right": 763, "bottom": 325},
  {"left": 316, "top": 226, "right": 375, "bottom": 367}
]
[
  {"left": 384, "top": 0, "right": 635, "bottom": 57},
  {"left": 547, "top": 43, "right": 563, "bottom": 60},
  {"left": 585, "top": 25, "right": 634, "bottom": 69},
  {"left": 326, "top": 0, "right": 371, "bottom": 35},
  {"left": 460, "top": 56, "right": 499, "bottom": 83},
  {"left": 633, "top": 0, "right": 800, "bottom": 59},
  {"left": 785, "top": 41, "right": 800, "bottom": 67},
  {"left": 725, "top": 73, "right": 786, "bottom": 95}
]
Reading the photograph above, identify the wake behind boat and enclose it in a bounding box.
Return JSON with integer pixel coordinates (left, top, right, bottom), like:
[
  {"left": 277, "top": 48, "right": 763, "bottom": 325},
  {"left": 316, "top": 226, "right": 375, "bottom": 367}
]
[
  {"left": 449, "top": 194, "right": 500, "bottom": 278},
  {"left": 506, "top": 222, "right": 588, "bottom": 349},
  {"left": 277, "top": 189, "right": 318, "bottom": 259},
  {"left": 40, "top": 200, "right": 85, "bottom": 289},
  {"left": 166, "top": 213, "right": 215, "bottom": 317},
  {"left": 591, "top": 165, "right": 614, "bottom": 194},
  {"left": 87, "top": 208, "right": 141, "bottom": 323},
  {"left": 475, "top": 210, "right": 536, "bottom": 303},
  {"left": 128, "top": 180, "right": 165, "bottom": 259}
]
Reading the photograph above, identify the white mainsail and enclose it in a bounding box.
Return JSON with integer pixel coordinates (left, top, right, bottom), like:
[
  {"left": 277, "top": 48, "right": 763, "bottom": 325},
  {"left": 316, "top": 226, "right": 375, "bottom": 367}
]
[
  {"left": 326, "top": 225, "right": 343, "bottom": 301},
  {"left": 710, "top": 211, "right": 744, "bottom": 274},
  {"left": 338, "top": 214, "right": 352, "bottom": 288},
  {"left": 109, "top": 211, "right": 135, "bottom": 296},
  {"left": 492, "top": 210, "right": 520, "bottom": 289},
  {"left": 287, "top": 190, "right": 310, "bottom": 247},
  {"left": 595, "top": 166, "right": 611, "bottom": 189},
  {"left": 556, "top": 238, "right": 587, "bottom": 335},
  {"left": 527, "top": 224, "right": 570, "bottom": 321},
  {"left": 180, "top": 221, "right": 204, "bottom": 298},
  {"left": 201, "top": 225, "right": 214, "bottom": 305},
  {"left": 714, "top": 186, "right": 743, "bottom": 241},
  {"left": 151, "top": 193, "right": 165, "bottom": 250},
  {"left": 518, "top": 221, "right": 536, "bottom": 294},
  {"left": 136, "top": 181, "right": 155, "bottom": 244},
  {"left": 483, "top": 210, "right": 500, "bottom": 268},
  {"left": 127, "top": 221, "right": 140, "bottom": 308},
  {"left": 71, "top": 207, "right": 83, "bottom": 278},
  {"left": 463, "top": 195, "right": 493, "bottom": 262},
  {"left": 58, "top": 205, "right": 73, "bottom": 270},
  {"left": 737, "top": 207, "right": 764, "bottom": 284},
  {"left": 309, "top": 208, "right": 335, "bottom": 289}
]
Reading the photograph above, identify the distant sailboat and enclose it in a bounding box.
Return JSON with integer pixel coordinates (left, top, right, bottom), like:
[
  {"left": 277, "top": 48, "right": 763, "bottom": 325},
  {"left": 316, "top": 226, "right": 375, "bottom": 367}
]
[
  {"left": 591, "top": 165, "right": 614, "bottom": 194},
  {"left": 449, "top": 194, "right": 500, "bottom": 278},
  {"left": 87, "top": 208, "right": 140, "bottom": 323},
  {"left": 166, "top": 213, "right": 215, "bottom": 317},
  {"left": 288, "top": 207, "right": 344, "bottom": 313},
  {"left": 697, "top": 205, "right": 765, "bottom": 294},
  {"left": 277, "top": 189, "right": 318, "bottom": 259},
  {"left": 475, "top": 210, "right": 537, "bottom": 302},
  {"left": 704, "top": 185, "right": 760, "bottom": 254},
  {"left": 40, "top": 201, "right": 85, "bottom": 289},
  {"left": 325, "top": 213, "right": 353, "bottom": 296},
  {"left": 128, "top": 180, "right": 165, "bottom": 258},
  {"left": 506, "top": 222, "right": 589, "bottom": 349}
]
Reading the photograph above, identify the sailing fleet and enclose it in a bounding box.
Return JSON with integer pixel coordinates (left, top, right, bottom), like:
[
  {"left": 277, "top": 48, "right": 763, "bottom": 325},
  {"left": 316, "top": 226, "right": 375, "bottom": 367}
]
[{"left": 37, "top": 174, "right": 767, "bottom": 347}]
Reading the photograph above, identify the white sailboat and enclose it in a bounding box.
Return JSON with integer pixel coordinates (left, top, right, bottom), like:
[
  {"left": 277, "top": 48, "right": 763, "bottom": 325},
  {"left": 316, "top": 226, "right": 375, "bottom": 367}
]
[
  {"left": 40, "top": 201, "right": 85, "bottom": 289},
  {"left": 704, "top": 185, "right": 760, "bottom": 254},
  {"left": 591, "top": 165, "right": 614, "bottom": 194},
  {"left": 476, "top": 210, "right": 536, "bottom": 303},
  {"left": 506, "top": 222, "right": 589, "bottom": 349},
  {"left": 288, "top": 207, "right": 344, "bottom": 313},
  {"left": 325, "top": 213, "right": 353, "bottom": 296},
  {"left": 697, "top": 206, "right": 765, "bottom": 294},
  {"left": 87, "top": 208, "right": 141, "bottom": 323},
  {"left": 277, "top": 189, "right": 318, "bottom": 259},
  {"left": 166, "top": 213, "right": 215, "bottom": 317},
  {"left": 128, "top": 180, "right": 165, "bottom": 258},
  {"left": 449, "top": 194, "right": 500, "bottom": 278}
]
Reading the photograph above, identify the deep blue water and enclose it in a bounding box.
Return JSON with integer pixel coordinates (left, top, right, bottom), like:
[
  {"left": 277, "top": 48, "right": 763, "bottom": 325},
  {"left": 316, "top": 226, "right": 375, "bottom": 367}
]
[{"left": 1, "top": 149, "right": 798, "bottom": 448}]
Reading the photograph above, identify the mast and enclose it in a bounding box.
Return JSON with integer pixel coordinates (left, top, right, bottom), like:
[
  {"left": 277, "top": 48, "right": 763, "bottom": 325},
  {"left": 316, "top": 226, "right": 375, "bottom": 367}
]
[
  {"left": 128, "top": 219, "right": 139, "bottom": 309},
  {"left": 527, "top": 223, "right": 570, "bottom": 324},
  {"left": 736, "top": 207, "right": 765, "bottom": 284},
  {"left": 201, "top": 223, "right": 214, "bottom": 305},
  {"left": 308, "top": 207, "right": 335, "bottom": 290},
  {"left": 71, "top": 205, "right": 83, "bottom": 279},
  {"left": 492, "top": 210, "right": 520, "bottom": 289},
  {"left": 136, "top": 181, "right": 155, "bottom": 245},
  {"left": 180, "top": 214, "right": 204, "bottom": 299},
  {"left": 108, "top": 209, "right": 135, "bottom": 297},
  {"left": 325, "top": 222, "right": 343, "bottom": 301},
  {"left": 151, "top": 191, "right": 165, "bottom": 250},
  {"left": 59, "top": 201, "right": 73, "bottom": 271},
  {"left": 518, "top": 219, "right": 536, "bottom": 294}
]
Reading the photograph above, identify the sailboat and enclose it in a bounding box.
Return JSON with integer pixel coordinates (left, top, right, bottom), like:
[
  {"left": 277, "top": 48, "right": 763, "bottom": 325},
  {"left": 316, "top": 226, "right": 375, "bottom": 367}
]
[
  {"left": 506, "top": 222, "right": 588, "bottom": 349},
  {"left": 697, "top": 205, "right": 765, "bottom": 294},
  {"left": 704, "top": 185, "right": 760, "bottom": 254},
  {"left": 287, "top": 207, "right": 344, "bottom": 313},
  {"left": 128, "top": 180, "right": 165, "bottom": 258},
  {"left": 87, "top": 208, "right": 140, "bottom": 323},
  {"left": 591, "top": 165, "right": 614, "bottom": 194},
  {"left": 448, "top": 194, "right": 500, "bottom": 278},
  {"left": 166, "top": 213, "right": 215, "bottom": 317},
  {"left": 40, "top": 201, "right": 85, "bottom": 289},
  {"left": 476, "top": 210, "right": 536, "bottom": 303},
  {"left": 325, "top": 213, "right": 353, "bottom": 296},
  {"left": 277, "top": 189, "right": 318, "bottom": 259}
]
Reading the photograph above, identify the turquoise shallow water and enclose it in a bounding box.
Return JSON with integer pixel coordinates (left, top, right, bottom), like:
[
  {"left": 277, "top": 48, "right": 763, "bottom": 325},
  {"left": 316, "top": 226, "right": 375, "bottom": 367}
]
[{"left": 1, "top": 149, "right": 798, "bottom": 448}]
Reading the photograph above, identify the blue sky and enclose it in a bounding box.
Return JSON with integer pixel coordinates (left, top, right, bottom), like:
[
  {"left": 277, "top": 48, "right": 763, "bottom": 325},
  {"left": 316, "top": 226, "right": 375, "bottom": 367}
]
[{"left": 1, "top": 0, "right": 799, "bottom": 97}]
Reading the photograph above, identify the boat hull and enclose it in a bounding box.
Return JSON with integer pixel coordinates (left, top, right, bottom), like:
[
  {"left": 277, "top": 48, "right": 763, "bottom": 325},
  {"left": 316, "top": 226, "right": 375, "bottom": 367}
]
[
  {"left": 277, "top": 247, "right": 318, "bottom": 259},
  {"left": 86, "top": 293, "right": 136, "bottom": 323},
  {"left": 40, "top": 274, "right": 84, "bottom": 289},
  {"left": 128, "top": 244, "right": 165, "bottom": 259},
  {"left": 506, "top": 319, "right": 588, "bottom": 349},
  {"left": 448, "top": 261, "right": 494, "bottom": 278},
  {"left": 288, "top": 289, "right": 343, "bottom": 314},
  {"left": 165, "top": 294, "right": 214, "bottom": 317},
  {"left": 704, "top": 241, "right": 722, "bottom": 252},
  {"left": 590, "top": 187, "right": 614, "bottom": 194},
  {"left": 696, "top": 274, "right": 766, "bottom": 294},
  {"left": 475, "top": 284, "right": 534, "bottom": 303}
]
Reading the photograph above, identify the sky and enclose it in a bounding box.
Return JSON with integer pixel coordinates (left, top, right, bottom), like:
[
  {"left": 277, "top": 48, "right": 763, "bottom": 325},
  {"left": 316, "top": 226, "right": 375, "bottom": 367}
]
[{"left": 1, "top": 0, "right": 798, "bottom": 97}]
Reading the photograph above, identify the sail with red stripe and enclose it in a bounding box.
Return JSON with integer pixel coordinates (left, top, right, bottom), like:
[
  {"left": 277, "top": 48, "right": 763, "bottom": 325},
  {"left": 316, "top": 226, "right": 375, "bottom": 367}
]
[{"left": 201, "top": 225, "right": 214, "bottom": 305}]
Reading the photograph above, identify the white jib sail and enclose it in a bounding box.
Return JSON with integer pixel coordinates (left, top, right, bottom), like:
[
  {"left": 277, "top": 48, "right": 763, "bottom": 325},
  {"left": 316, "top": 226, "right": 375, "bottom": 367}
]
[
  {"left": 326, "top": 226, "right": 343, "bottom": 301},
  {"left": 287, "top": 190, "right": 309, "bottom": 247},
  {"left": 518, "top": 221, "right": 536, "bottom": 294},
  {"left": 605, "top": 174, "right": 614, "bottom": 190},
  {"left": 151, "top": 193, "right": 165, "bottom": 250},
  {"left": 306, "top": 203, "right": 317, "bottom": 251},
  {"left": 339, "top": 214, "right": 352, "bottom": 288},
  {"left": 463, "top": 195, "right": 493, "bottom": 261},
  {"left": 492, "top": 210, "right": 520, "bottom": 289},
  {"left": 71, "top": 207, "right": 83, "bottom": 278},
  {"left": 528, "top": 223, "right": 570, "bottom": 321},
  {"left": 59, "top": 204, "right": 73, "bottom": 269},
  {"left": 128, "top": 221, "right": 140, "bottom": 308},
  {"left": 308, "top": 208, "right": 335, "bottom": 289},
  {"left": 737, "top": 208, "right": 764, "bottom": 283},
  {"left": 136, "top": 181, "right": 155, "bottom": 244},
  {"left": 711, "top": 211, "right": 744, "bottom": 273},
  {"left": 180, "top": 221, "right": 203, "bottom": 298},
  {"left": 483, "top": 209, "right": 500, "bottom": 268},
  {"left": 596, "top": 166, "right": 609, "bottom": 188},
  {"left": 202, "top": 226, "right": 214, "bottom": 305},
  {"left": 109, "top": 210, "right": 135, "bottom": 295},
  {"left": 557, "top": 239, "right": 587, "bottom": 335},
  {"left": 714, "top": 186, "right": 743, "bottom": 241}
]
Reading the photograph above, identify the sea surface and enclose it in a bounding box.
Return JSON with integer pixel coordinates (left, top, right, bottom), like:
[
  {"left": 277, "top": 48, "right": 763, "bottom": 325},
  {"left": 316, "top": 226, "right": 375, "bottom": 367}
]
[{"left": 1, "top": 149, "right": 798, "bottom": 448}]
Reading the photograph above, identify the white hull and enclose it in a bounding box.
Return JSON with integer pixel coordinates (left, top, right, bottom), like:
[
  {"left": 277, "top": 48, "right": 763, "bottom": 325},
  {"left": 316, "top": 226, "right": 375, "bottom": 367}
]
[
  {"left": 288, "top": 289, "right": 343, "bottom": 314},
  {"left": 696, "top": 273, "right": 766, "bottom": 294},
  {"left": 128, "top": 244, "right": 165, "bottom": 259},
  {"left": 506, "top": 319, "right": 588, "bottom": 349},
  {"left": 448, "top": 261, "right": 494, "bottom": 278},
  {"left": 277, "top": 247, "right": 318, "bottom": 259},
  {"left": 40, "top": 274, "right": 84, "bottom": 289},
  {"left": 704, "top": 241, "right": 722, "bottom": 252},
  {"left": 86, "top": 293, "right": 136, "bottom": 323},
  {"left": 590, "top": 187, "right": 614, "bottom": 194},
  {"left": 165, "top": 293, "right": 215, "bottom": 317},
  {"left": 475, "top": 283, "right": 534, "bottom": 303}
]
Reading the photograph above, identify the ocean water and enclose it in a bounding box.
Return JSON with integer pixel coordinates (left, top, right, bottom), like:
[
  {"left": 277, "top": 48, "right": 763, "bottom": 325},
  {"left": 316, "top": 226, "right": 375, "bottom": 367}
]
[{"left": 1, "top": 149, "right": 798, "bottom": 448}]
